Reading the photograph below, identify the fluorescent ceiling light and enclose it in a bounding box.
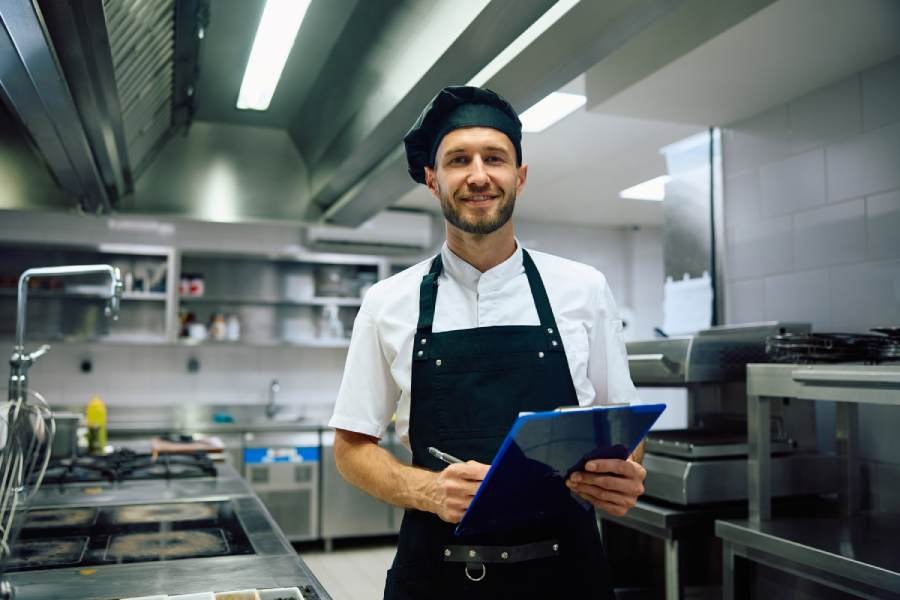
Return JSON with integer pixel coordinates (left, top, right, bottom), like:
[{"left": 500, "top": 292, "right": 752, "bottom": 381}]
[
  {"left": 236, "top": 0, "right": 311, "bottom": 111},
  {"left": 519, "top": 92, "right": 586, "bottom": 132},
  {"left": 619, "top": 175, "right": 671, "bottom": 201}
]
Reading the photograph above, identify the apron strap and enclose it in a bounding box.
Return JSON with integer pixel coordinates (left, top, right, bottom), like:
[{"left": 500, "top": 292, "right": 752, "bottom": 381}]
[
  {"left": 416, "top": 254, "right": 443, "bottom": 333},
  {"left": 416, "top": 249, "right": 563, "bottom": 341},
  {"left": 521, "top": 250, "right": 563, "bottom": 334}
]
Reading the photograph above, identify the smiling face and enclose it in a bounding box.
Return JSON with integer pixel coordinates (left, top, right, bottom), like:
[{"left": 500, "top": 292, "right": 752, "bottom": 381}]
[{"left": 424, "top": 127, "right": 527, "bottom": 236}]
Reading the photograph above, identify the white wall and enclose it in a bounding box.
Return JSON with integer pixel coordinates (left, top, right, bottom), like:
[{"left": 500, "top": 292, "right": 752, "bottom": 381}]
[{"left": 721, "top": 54, "right": 900, "bottom": 511}]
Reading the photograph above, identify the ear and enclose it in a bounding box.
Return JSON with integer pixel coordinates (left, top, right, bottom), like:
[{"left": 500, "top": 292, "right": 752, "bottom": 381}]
[
  {"left": 516, "top": 163, "right": 528, "bottom": 195},
  {"left": 424, "top": 166, "right": 440, "bottom": 200}
]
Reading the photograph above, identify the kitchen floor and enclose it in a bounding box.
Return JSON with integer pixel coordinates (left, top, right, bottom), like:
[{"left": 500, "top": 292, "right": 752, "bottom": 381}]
[{"left": 302, "top": 544, "right": 396, "bottom": 599}]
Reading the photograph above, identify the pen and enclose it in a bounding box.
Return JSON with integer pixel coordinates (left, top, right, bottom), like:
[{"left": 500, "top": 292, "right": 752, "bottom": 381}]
[{"left": 427, "top": 446, "right": 462, "bottom": 465}]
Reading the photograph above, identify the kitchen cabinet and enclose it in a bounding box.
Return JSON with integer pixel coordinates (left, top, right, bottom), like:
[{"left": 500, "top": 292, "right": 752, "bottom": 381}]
[
  {"left": 0, "top": 242, "right": 177, "bottom": 343},
  {"left": 178, "top": 251, "right": 385, "bottom": 347},
  {"left": 0, "top": 241, "right": 400, "bottom": 349},
  {"left": 320, "top": 429, "right": 408, "bottom": 548}
]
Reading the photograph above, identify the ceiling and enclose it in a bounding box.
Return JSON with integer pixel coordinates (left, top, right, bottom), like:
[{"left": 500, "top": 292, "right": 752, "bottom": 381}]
[
  {"left": 3, "top": 0, "right": 899, "bottom": 229},
  {"left": 398, "top": 0, "right": 900, "bottom": 228}
]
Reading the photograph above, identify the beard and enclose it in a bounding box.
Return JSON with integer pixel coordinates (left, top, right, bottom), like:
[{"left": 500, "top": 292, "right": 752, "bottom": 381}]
[{"left": 438, "top": 184, "right": 516, "bottom": 235}]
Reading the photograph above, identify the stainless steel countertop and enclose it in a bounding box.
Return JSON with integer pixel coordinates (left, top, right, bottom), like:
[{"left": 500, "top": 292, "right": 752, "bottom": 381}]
[
  {"left": 597, "top": 498, "right": 747, "bottom": 539},
  {"left": 10, "top": 463, "right": 332, "bottom": 600},
  {"left": 53, "top": 404, "right": 332, "bottom": 436},
  {"left": 716, "top": 514, "right": 900, "bottom": 594}
]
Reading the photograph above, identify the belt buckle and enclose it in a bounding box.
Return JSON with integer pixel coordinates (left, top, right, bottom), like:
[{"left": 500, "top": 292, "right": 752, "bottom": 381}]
[{"left": 465, "top": 562, "right": 486, "bottom": 582}]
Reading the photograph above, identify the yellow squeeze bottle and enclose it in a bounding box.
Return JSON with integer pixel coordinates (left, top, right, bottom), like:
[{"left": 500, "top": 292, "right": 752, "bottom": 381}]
[{"left": 86, "top": 396, "right": 107, "bottom": 454}]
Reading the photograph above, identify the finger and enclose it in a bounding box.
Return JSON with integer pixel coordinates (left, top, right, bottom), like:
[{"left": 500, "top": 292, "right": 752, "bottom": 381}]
[
  {"left": 447, "top": 461, "right": 490, "bottom": 480},
  {"left": 567, "top": 481, "right": 636, "bottom": 508},
  {"left": 569, "top": 472, "right": 644, "bottom": 496},
  {"left": 585, "top": 458, "right": 644, "bottom": 480}
]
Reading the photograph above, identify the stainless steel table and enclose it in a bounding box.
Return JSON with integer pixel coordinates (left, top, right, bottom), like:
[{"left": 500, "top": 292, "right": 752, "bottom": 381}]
[
  {"left": 10, "top": 463, "right": 332, "bottom": 600},
  {"left": 598, "top": 499, "right": 745, "bottom": 600},
  {"left": 717, "top": 514, "right": 900, "bottom": 599},
  {"left": 717, "top": 363, "right": 900, "bottom": 599}
]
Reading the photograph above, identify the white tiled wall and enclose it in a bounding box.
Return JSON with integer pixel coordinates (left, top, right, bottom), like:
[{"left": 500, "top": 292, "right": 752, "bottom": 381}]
[{"left": 722, "top": 54, "right": 900, "bottom": 511}]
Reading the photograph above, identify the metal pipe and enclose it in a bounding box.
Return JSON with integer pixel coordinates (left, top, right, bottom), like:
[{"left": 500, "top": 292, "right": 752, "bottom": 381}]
[{"left": 10, "top": 264, "right": 122, "bottom": 403}]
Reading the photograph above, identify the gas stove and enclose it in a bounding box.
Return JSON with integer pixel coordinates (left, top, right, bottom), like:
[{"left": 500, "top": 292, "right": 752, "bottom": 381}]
[
  {"left": 37, "top": 450, "right": 217, "bottom": 486},
  {"left": 7, "top": 500, "right": 253, "bottom": 572},
  {"left": 6, "top": 462, "right": 329, "bottom": 600}
]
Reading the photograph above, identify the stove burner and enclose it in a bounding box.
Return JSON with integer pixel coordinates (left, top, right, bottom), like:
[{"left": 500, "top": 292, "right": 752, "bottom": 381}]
[
  {"left": 23, "top": 508, "right": 97, "bottom": 530},
  {"left": 105, "top": 528, "right": 228, "bottom": 562},
  {"left": 6, "top": 537, "right": 88, "bottom": 569},
  {"left": 766, "top": 332, "right": 899, "bottom": 363},
  {"left": 34, "top": 450, "right": 217, "bottom": 485},
  {"left": 108, "top": 502, "right": 218, "bottom": 526}
]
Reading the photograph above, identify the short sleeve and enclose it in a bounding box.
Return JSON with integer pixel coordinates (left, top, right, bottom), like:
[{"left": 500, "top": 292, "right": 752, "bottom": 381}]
[
  {"left": 328, "top": 305, "right": 401, "bottom": 438},
  {"left": 586, "top": 273, "right": 640, "bottom": 405}
]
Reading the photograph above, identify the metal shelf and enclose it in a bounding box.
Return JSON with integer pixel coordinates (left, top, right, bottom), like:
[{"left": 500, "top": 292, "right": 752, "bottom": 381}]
[
  {"left": 0, "top": 289, "right": 166, "bottom": 302},
  {"left": 747, "top": 363, "right": 900, "bottom": 406},
  {"left": 718, "top": 515, "right": 900, "bottom": 598},
  {"left": 178, "top": 295, "right": 362, "bottom": 307},
  {"left": 177, "top": 338, "right": 351, "bottom": 349},
  {"left": 718, "top": 363, "right": 900, "bottom": 599}
]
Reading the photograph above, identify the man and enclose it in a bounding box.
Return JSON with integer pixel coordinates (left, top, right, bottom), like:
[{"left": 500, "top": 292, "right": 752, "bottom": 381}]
[{"left": 329, "top": 86, "right": 646, "bottom": 599}]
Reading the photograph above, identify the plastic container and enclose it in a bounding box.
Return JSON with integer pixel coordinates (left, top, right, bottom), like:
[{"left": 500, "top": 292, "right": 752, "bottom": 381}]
[{"left": 85, "top": 396, "right": 107, "bottom": 454}]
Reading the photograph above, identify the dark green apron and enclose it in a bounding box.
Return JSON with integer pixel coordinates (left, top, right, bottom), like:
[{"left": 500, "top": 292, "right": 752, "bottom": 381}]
[{"left": 384, "top": 250, "right": 614, "bottom": 599}]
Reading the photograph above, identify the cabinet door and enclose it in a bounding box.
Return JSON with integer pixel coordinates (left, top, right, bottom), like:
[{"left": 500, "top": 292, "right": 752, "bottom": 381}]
[{"left": 320, "top": 442, "right": 394, "bottom": 538}]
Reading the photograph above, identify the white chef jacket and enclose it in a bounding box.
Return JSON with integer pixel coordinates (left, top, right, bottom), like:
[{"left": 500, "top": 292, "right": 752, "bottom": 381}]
[{"left": 329, "top": 240, "right": 639, "bottom": 450}]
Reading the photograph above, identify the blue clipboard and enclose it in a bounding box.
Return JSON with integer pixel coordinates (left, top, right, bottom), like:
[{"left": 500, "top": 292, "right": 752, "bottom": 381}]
[{"left": 454, "top": 403, "right": 666, "bottom": 537}]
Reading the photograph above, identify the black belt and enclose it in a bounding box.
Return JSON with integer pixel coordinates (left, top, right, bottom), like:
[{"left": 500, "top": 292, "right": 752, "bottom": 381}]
[
  {"left": 443, "top": 539, "right": 561, "bottom": 582},
  {"left": 442, "top": 539, "right": 560, "bottom": 564}
]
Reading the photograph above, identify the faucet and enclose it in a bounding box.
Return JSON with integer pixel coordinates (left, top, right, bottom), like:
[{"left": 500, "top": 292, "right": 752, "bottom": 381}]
[
  {"left": 265, "top": 379, "right": 281, "bottom": 419},
  {"left": 9, "top": 264, "right": 122, "bottom": 404},
  {"left": 2, "top": 263, "right": 121, "bottom": 591}
]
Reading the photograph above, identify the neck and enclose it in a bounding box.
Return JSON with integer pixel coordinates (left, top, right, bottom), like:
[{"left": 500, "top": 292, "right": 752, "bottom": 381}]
[{"left": 444, "top": 221, "right": 517, "bottom": 272}]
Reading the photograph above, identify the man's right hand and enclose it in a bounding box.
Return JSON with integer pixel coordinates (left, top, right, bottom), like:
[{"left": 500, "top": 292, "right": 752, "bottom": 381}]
[{"left": 425, "top": 460, "right": 490, "bottom": 523}]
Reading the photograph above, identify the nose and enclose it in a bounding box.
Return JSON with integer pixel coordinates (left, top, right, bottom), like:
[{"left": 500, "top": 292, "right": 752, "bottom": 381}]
[{"left": 466, "top": 155, "right": 490, "bottom": 187}]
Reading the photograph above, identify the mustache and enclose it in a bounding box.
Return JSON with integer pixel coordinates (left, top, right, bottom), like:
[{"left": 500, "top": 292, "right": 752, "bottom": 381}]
[{"left": 455, "top": 188, "right": 502, "bottom": 200}]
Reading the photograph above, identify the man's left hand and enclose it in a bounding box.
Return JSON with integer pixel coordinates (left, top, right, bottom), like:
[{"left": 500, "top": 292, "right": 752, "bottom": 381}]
[{"left": 565, "top": 458, "right": 646, "bottom": 517}]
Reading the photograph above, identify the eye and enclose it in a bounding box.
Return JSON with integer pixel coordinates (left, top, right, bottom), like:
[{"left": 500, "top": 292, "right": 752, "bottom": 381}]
[
  {"left": 448, "top": 156, "right": 468, "bottom": 165},
  {"left": 486, "top": 155, "right": 505, "bottom": 164}
]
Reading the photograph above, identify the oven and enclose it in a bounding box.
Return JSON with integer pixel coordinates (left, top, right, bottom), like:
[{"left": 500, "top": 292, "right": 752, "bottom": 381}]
[{"left": 628, "top": 321, "right": 839, "bottom": 505}]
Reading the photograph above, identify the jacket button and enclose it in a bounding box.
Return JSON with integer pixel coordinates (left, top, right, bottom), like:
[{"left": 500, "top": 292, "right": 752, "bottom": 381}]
[
  {"left": 420, "top": 338, "right": 427, "bottom": 345},
  {"left": 547, "top": 328, "right": 554, "bottom": 334},
  {"left": 436, "top": 359, "right": 442, "bottom": 366},
  {"left": 444, "top": 549, "right": 451, "bottom": 557},
  {"left": 538, "top": 352, "right": 544, "bottom": 358},
  {"left": 551, "top": 340, "right": 558, "bottom": 347},
  {"left": 501, "top": 551, "right": 509, "bottom": 560},
  {"left": 417, "top": 350, "right": 424, "bottom": 357}
]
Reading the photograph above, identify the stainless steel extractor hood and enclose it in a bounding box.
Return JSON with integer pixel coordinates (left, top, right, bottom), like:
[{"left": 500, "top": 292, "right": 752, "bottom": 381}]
[{"left": 2, "top": 0, "right": 791, "bottom": 226}]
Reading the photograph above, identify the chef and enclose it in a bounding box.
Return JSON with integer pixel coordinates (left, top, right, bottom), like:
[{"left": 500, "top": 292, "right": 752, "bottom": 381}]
[{"left": 329, "top": 86, "right": 646, "bottom": 599}]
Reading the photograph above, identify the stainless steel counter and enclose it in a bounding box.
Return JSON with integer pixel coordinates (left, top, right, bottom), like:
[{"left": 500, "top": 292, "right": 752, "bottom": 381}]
[
  {"left": 717, "top": 515, "right": 900, "bottom": 599},
  {"left": 598, "top": 498, "right": 747, "bottom": 600},
  {"left": 10, "top": 463, "right": 331, "bottom": 600}
]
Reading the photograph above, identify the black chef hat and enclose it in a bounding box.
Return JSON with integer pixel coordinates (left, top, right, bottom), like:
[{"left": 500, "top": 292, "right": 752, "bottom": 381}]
[{"left": 403, "top": 86, "right": 522, "bottom": 184}]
